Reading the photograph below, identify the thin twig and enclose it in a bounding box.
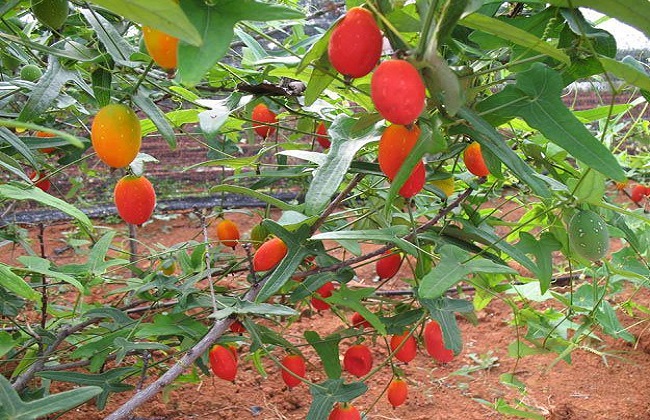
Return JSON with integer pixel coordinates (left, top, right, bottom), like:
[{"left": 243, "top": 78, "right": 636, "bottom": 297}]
[{"left": 311, "top": 173, "right": 364, "bottom": 234}]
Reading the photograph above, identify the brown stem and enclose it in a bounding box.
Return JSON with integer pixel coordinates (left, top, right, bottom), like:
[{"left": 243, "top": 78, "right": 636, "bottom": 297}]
[
  {"left": 37, "top": 223, "right": 47, "bottom": 328},
  {"left": 311, "top": 173, "right": 365, "bottom": 235},
  {"left": 128, "top": 223, "right": 138, "bottom": 264}
]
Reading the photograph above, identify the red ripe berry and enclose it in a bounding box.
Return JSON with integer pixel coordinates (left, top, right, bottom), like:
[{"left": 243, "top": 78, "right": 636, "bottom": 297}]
[
  {"left": 423, "top": 321, "right": 454, "bottom": 363},
  {"left": 371, "top": 60, "right": 426, "bottom": 125},
  {"left": 343, "top": 344, "right": 373, "bottom": 378},
  {"left": 378, "top": 124, "right": 425, "bottom": 198},
  {"left": 29, "top": 170, "right": 51, "bottom": 192},
  {"left": 387, "top": 378, "right": 408, "bottom": 408},
  {"left": 630, "top": 184, "right": 649, "bottom": 203},
  {"left": 209, "top": 344, "right": 238, "bottom": 382},
  {"left": 463, "top": 141, "right": 490, "bottom": 177},
  {"left": 281, "top": 354, "right": 306, "bottom": 389},
  {"left": 216, "top": 219, "right": 240, "bottom": 249},
  {"left": 311, "top": 281, "right": 335, "bottom": 311},
  {"left": 376, "top": 250, "right": 402, "bottom": 280},
  {"left": 113, "top": 175, "right": 156, "bottom": 225},
  {"left": 315, "top": 121, "right": 330, "bottom": 149},
  {"left": 389, "top": 331, "right": 417, "bottom": 363},
  {"left": 327, "top": 7, "right": 382, "bottom": 79},
  {"left": 253, "top": 237, "right": 288, "bottom": 272},
  {"left": 251, "top": 103, "right": 278, "bottom": 138},
  {"left": 229, "top": 320, "right": 245, "bottom": 333},
  {"left": 351, "top": 312, "right": 372, "bottom": 329},
  {"left": 328, "top": 402, "right": 361, "bottom": 420}
]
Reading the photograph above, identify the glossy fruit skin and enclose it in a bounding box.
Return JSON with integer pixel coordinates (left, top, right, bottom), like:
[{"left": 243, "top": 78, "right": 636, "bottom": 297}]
[
  {"left": 113, "top": 175, "right": 156, "bottom": 225},
  {"left": 250, "top": 223, "right": 270, "bottom": 249},
  {"left": 371, "top": 60, "right": 426, "bottom": 125},
  {"left": 209, "top": 344, "right": 238, "bottom": 382},
  {"left": 327, "top": 7, "right": 382, "bottom": 79},
  {"left": 343, "top": 344, "right": 373, "bottom": 378},
  {"left": 463, "top": 142, "right": 490, "bottom": 177},
  {"left": 630, "top": 184, "right": 649, "bottom": 203},
  {"left": 281, "top": 354, "right": 306, "bottom": 388},
  {"left": 423, "top": 320, "right": 454, "bottom": 363},
  {"left": 387, "top": 378, "right": 408, "bottom": 408},
  {"left": 315, "top": 121, "right": 330, "bottom": 149},
  {"left": 216, "top": 219, "right": 240, "bottom": 249},
  {"left": 253, "top": 237, "right": 288, "bottom": 271},
  {"left": 142, "top": 26, "right": 178, "bottom": 70},
  {"left": 91, "top": 104, "right": 142, "bottom": 168},
  {"left": 251, "top": 103, "right": 278, "bottom": 138},
  {"left": 29, "top": 171, "right": 51, "bottom": 192},
  {"left": 389, "top": 331, "right": 417, "bottom": 363},
  {"left": 351, "top": 312, "right": 371, "bottom": 329},
  {"left": 31, "top": 0, "right": 69, "bottom": 30},
  {"left": 311, "top": 281, "right": 335, "bottom": 311},
  {"left": 567, "top": 209, "right": 610, "bottom": 261},
  {"left": 378, "top": 124, "right": 426, "bottom": 198},
  {"left": 328, "top": 402, "right": 361, "bottom": 420},
  {"left": 376, "top": 250, "right": 402, "bottom": 280},
  {"left": 229, "top": 320, "right": 245, "bottom": 333}
]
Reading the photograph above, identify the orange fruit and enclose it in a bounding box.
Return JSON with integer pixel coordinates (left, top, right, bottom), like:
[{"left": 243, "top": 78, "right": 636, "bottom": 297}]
[
  {"left": 387, "top": 378, "right": 408, "bottom": 408},
  {"left": 142, "top": 26, "right": 179, "bottom": 70},
  {"left": 253, "top": 237, "right": 288, "bottom": 271},
  {"left": 91, "top": 104, "right": 142, "bottom": 168},
  {"left": 113, "top": 174, "right": 156, "bottom": 225},
  {"left": 216, "top": 219, "right": 240, "bottom": 249},
  {"left": 463, "top": 142, "right": 490, "bottom": 177},
  {"left": 251, "top": 103, "right": 278, "bottom": 138}
]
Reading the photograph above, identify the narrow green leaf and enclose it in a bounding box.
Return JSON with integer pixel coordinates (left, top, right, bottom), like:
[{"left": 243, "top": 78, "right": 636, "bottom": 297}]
[
  {"left": 18, "top": 59, "right": 79, "bottom": 122},
  {"left": 0, "top": 264, "right": 39, "bottom": 301},
  {"left": 514, "top": 232, "right": 562, "bottom": 293},
  {"left": 0, "top": 127, "right": 37, "bottom": 168},
  {"left": 326, "top": 285, "right": 387, "bottom": 335},
  {"left": 209, "top": 185, "right": 296, "bottom": 211},
  {"left": 304, "top": 332, "right": 342, "bottom": 380},
  {"left": 599, "top": 56, "right": 650, "bottom": 92},
  {"left": 420, "top": 297, "right": 469, "bottom": 354},
  {"left": 133, "top": 90, "right": 177, "bottom": 148},
  {"left": 0, "top": 331, "right": 15, "bottom": 358},
  {"left": 80, "top": 9, "right": 138, "bottom": 67},
  {"left": 307, "top": 379, "right": 367, "bottom": 420},
  {"left": 91, "top": 67, "right": 112, "bottom": 107}
]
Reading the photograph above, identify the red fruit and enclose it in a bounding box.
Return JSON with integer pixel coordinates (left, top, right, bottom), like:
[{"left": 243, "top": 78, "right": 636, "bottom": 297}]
[
  {"left": 281, "top": 354, "right": 306, "bottom": 389},
  {"left": 36, "top": 131, "right": 56, "bottom": 153},
  {"left": 327, "top": 7, "right": 382, "bottom": 79},
  {"left": 113, "top": 175, "right": 156, "bottom": 225},
  {"left": 423, "top": 321, "right": 454, "bottom": 363},
  {"left": 229, "top": 320, "right": 245, "bottom": 333},
  {"left": 463, "top": 142, "right": 490, "bottom": 177},
  {"left": 209, "top": 344, "right": 238, "bottom": 382},
  {"left": 328, "top": 403, "right": 361, "bottom": 420},
  {"left": 251, "top": 103, "right": 278, "bottom": 138},
  {"left": 389, "top": 331, "right": 417, "bottom": 363},
  {"left": 371, "top": 60, "right": 426, "bottom": 125},
  {"left": 216, "top": 219, "right": 240, "bottom": 249},
  {"left": 378, "top": 124, "right": 425, "bottom": 198},
  {"left": 29, "top": 171, "right": 51, "bottom": 192},
  {"left": 253, "top": 237, "right": 288, "bottom": 272},
  {"left": 376, "top": 250, "right": 402, "bottom": 280},
  {"left": 630, "top": 184, "right": 649, "bottom": 203},
  {"left": 343, "top": 344, "right": 373, "bottom": 378},
  {"left": 311, "top": 281, "right": 335, "bottom": 311},
  {"left": 398, "top": 161, "right": 426, "bottom": 198},
  {"left": 387, "top": 378, "right": 408, "bottom": 408},
  {"left": 315, "top": 121, "right": 330, "bottom": 149},
  {"left": 351, "top": 312, "right": 372, "bottom": 329}
]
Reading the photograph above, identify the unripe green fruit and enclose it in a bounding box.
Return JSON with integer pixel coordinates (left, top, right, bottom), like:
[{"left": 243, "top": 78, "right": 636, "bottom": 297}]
[
  {"left": 20, "top": 64, "right": 43, "bottom": 82},
  {"left": 567, "top": 209, "right": 610, "bottom": 261},
  {"left": 31, "top": 0, "right": 69, "bottom": 30}
]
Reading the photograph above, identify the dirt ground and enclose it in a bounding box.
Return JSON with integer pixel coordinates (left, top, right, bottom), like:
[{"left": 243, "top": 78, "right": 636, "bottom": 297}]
[{"left": 2, "top": 208, "right": 650, "bottom": 420}]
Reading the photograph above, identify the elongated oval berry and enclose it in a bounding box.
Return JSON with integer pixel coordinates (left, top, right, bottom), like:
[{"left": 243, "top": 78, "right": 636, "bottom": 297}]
[
  {"left": 463, "top": 142, "right": 489, "bottom": 177},
  {"left": 371, "top": 60, "right": 426, "bottom": 125},
  {"left": 423, "top": 320, "right": 454, "bottom": 363},
  {"left": 91, "top": 104, "right": 142, "bottom": 168},
  {"left": 311, "top": 281, "right": 335, "bottom": 311},
  {"left": 229, "top": 320, "right": 245, "bottom": 333},
  {"left": 567, "top": 209, "right": 610, "bottom": 261},
  {"left": 328, "top": 7, "right": 382, "bottom": 79},
  {"left": 250, "top": 223, "right": 270, "bottom": 249},
  {"left": 209, "top": 344, "right": 238, "bottom": 382},
  {"left": 29, "top": 171, "right": 51, "bottom": 192},
  {"left": 252, "top": 103, "right": 278, "bottom": 138},
  {"left": 142, "top": 26, "right": 179, "bottom": 70},
  {"left": 389, "top": 331, "right": 417, "bottom": 363},
  {"left": 378, "top": 124, "right": 426, "bottom": 198},
  {"left": 281, "top": 354, "right": 306, "bottom": 388},
  {"left": 376, "top": 250, "right": 402, "bottom": 280},
  {"left": 343, "top": 344, "right": 373, "bottom": 378},
  {"left": 31, "top": 0, "right": 69, "bottom": 30},
  {"left": 387, "top": 378, "right": 408, "bottom": 408},
  {"left": 351, "top": 312, "right": 372, "bottom": 329},
  {"left": 253, "top": 237, "right": 288, "bottom": 271},
  {"left": 114, "top": 175, "right": 156, "bottom": 225},
  {"left": 216, "top": 219, "right": 240, "bottom": 249},
  {"left": 315, "top": 121, "right": 330, "bottom": 149},
  {"left": 328, "top": 402, "right": 361, "bottom": 420},
  {"left": 630, "top": 184, "right": 649, "bottom": 203}
]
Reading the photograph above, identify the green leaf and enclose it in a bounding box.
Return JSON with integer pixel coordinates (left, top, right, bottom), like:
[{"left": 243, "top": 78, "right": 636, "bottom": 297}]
[
  {"left": 113, "top": 337, "right": 170, "bottom": 365},
  {"left": 0, "top": 263, "right": 39, "bottom": 301},
  {"left": 211, "top": 300, "right": 298, "bottom": 319},
  {"left": 0, "top": 127, "right": 37, "bottom": 168},
  {"left": 596, "top": 301, "right": 635, "bottom": 342},
  {"left": 310, "top": 226, "right": 416, "bottom": 256},
  {"left": 91, "top": 67, "right": 112, "bottom": 107},
  {"left": 304, "top": 332, "right": 342, "bottom": 381},
  {"left": 420, "top": 296, "right": 472, "bottom": 354},
  {"left": 0, "top": 182, "right": 93, "bottom": 235},
  {"left": 17, "top": 256, "right": 85, "bottom": 292},
  {"left": 418, "top": 245, "right": 517, "bottom": 299},
  {"left": 0, "top": 375, "right": 101, "bottom": 419},
  {"left": 460, "top": 13, "right": 570, "bottom": 64},
  {"left": 304, "top": 58, "right": 336, "bottom": 106},
  {"left": 133, "top": 90, "right": 177, "bottom": 148},
  {"left": 307, "top": 379, "right": 367, "bottom": 420},
  {"left": 326, "top": 285, "right": 387, "bottom": 335},
  {"left": 304, "top": 115, "right": 382, "bottom": 215},
  {"left": 209, "top": 185, "right": 296, "bottom": 211},
  {"left": 475, "top": 63, "right": 625, "bottom": 182},
  {"left": 80, "top": 9, "right": 138, "bottom": 67},
  {"left": 177, "top": 0, "right": 304, "bottom": 85},
  {"left": 0, "top": 332, "right": 15, "bottom": 358},
  {"left": 88, "top": 0, "right": 201, "bottom": 45},
  {"left": 514, "top": 232, "right": 561, "bottom": 293},
  {"left": 568, "top": 169, "right": 606, "bottom": 204},
  {"left": 598, "top": 56, "right": 650, "bottom": 92}
]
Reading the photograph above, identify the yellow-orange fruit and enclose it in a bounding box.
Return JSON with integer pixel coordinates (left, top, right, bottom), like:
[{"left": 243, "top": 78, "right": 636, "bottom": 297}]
[
  {"left": 142, "top": 26, "right": 178, "bottom": 70},
  {"left": 463, "top": 142, "right": 490, "bottom": 177},
  {"left": 91, "top": 104, "right": 142, "bottom": 168},
  {"left": 216, "top": 219, "right": 240, "bottom": 249},
  {"left": 113, "top": 175, "right": 156, "bottom": 225}
]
